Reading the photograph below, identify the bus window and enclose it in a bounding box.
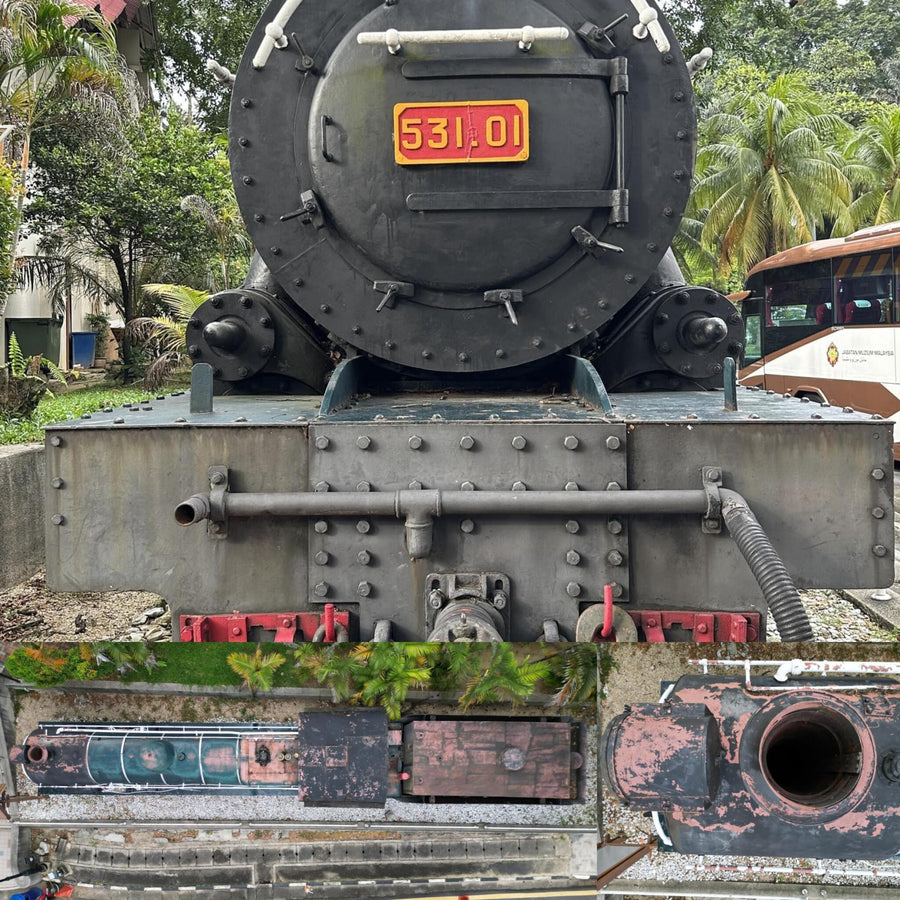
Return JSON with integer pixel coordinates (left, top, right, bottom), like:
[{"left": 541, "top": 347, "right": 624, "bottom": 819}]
[
  {"left": 760, "top": 262, "right": 831, "bottom": 355},
  {"left": 834, "top": 252, "right": 894, "bottom": 324},
  {"left": 740, "top": 298, "right": 762, "bottom": 364}
]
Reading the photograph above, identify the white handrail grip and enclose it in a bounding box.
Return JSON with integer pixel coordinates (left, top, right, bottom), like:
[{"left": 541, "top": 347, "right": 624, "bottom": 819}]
[
  {"left": 356, "top": 26, "right": 569, "bottom": 54},
  {"left": 252, "top": 0, "right": 305, "bottom": 69}
]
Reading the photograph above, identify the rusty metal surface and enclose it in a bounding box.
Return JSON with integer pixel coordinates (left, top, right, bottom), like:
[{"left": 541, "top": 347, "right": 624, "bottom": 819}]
[
  {"left": 401, "top": 719, "right": 574, "bottom": 800},
  {"left": 602, "top": 676, "right": 900, "bottom": 859},
  {"left": 295, "top": 709, "right": 388, "bottom": 805}
]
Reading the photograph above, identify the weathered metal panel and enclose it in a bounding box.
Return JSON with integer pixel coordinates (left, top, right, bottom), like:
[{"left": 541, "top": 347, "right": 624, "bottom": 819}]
[
  {"left": 295, "top": 709, "right": 388, "bottom": 804},
  {"left": 401, "top": 719, "right": 573, "bottom": 800}
]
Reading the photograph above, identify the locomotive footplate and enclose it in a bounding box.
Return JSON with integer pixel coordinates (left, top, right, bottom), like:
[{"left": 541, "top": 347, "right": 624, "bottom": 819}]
[{"left": 43, "top": 385, "right": 894, "bottom": 642}]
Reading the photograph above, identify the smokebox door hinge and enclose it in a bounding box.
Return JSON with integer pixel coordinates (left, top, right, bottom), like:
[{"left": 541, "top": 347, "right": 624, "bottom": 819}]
[
  {"left": 208, "top": 465, "right": 230, "bottom": 539},
  {"left": 571, "top": 225, "right": 624, "bottom": 258},
  {"left": 701, "top": 466, "right": 722, "bottom": 534}
]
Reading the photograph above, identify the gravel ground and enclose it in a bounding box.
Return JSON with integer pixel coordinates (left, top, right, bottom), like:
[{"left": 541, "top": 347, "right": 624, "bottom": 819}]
[
  {"left": 775, "top": 588, "right": 896, "bottom": 641},
  {"left": 600, "top": 643, "right": 900, "bottom": 888},
  {"left": 11, "top": 688, "right": 597, "bottom": 829},
  {"left": 0, "top": 570, "right": 166, "bottom": 642}
]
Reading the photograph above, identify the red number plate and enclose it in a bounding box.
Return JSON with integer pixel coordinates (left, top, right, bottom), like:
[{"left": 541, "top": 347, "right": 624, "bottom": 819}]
[{"left": 393, "top": 100, "right": 529, "bottom": 165}]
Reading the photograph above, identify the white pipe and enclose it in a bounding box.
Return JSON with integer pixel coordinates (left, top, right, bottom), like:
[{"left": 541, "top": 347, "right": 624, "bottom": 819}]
[
  {"left": 356, "top": 26, "right": 569, "bottom": 55},
  {"left": 252, "top": 0, "right": 305, "bottom": 69},
  {"left": 650, "top": 811, "right": 672, "bottom": 846},
  {"left": 629, "top": 0, "right": 670, "bottom": 53},
  {"left": 688, "top": 46, "right": 713, "bottom": 75},
  {"left": 205, "top": 58, "right": 235, "bottom": 85}
]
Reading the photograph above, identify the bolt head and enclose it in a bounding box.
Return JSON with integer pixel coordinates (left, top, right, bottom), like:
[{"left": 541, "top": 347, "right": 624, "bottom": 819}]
[
  {"left": 357, "top": 581, "right": 372, "bottom": 597},
  {"left": 565, "top": 520, "right": 580, "bottom": 534},
  {"left": 315, "top": 481, "right": 330, "bottom": 492},
  {"left": 512, "top": 481, "right": 527, "bottom": 491},
  {"left": 564, "top": 481, "right": 579, "bottom": 491},
  {"left": 606, "top": 435, "right": 621, "bottom": 451},
  {"left": 51, "top": 477, "right": 64, "bottom": 489},
  {"left": 563, "top": 435, "right": 579, "bottom": 450},
  {"left": 314, "top": 520, "right": 328, "bottom": 534},
  {"left": 356, "top": 520, "right": 371, "bottom": 534},
  {"left": 314, "top": 551, "right": 329, "bottom": 565},
  {"left": 315, "top": 435, "right": 330, "bottom": 450},
  {"left": 408, "top": 480, "right": 422, "bottom": 490},
  {"left": 872, "top": 507, "right": 886, "bottom": 519},
  {"left": 566, "top": 550, "right": 581, "bottom": 566},
  {"left": 356, "top": 435, "right": 372, "bottom": 450},
  {"left": 458, "top": 351, "right": 469, "bottom": 362},
  {"left": 872, "top": 468, "right": 886, "bottom": 480},
  {"left": 49, "top": 435, "right": 62, "bottom": 447},
  {"left": 566, "top": 582, "right": 582, "bottom": 598},
  {"left": 607, "top": 518, "right": 623, "bottom": 535},
  {"left": 607, "top": 550, "right": 624, "bottom": 566},
  {"left": 460, "top": 481, "right": 475, "bottom": 491},
  {"left": 356, "top": 481, "right": 371, "bottom": 492},
  {"left": 874, "top": 544, "right": 889, "bottom": 557},
  {"left": 51, "top": 514, "right": 65, "bottom": 526},
  {"left": 459, "top": 434, "right": 475, "bottom": 450},
  {"left": 408, "top": 435, "right": 423, "bottom": 450},
  {"left": 314, "top": 582, "right": 329, "bottom": 597},
  {"left": 210, "top": 471, "right": 226, "bottom": 485},
  {"left": 610, "top": 582, "right": 624, "bottom": 598},
  {"left": 429, "top": 592, "right": 443, "bottom": 609},
  {"left": 357, "top": 550, "right": 371, "bottom": 565},
  {"left": 606, "top": 482, "right": 622, "bottom": 491},
  {"left": 511, "top": 435, "right": 527, "bottom": 450},
  {"left": 460, "top": 519, "right": 475, "bottom": 534}
]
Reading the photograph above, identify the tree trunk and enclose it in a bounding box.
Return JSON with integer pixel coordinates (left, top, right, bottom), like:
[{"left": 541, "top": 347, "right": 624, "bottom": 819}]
[
  {"left": 110, "top": 243, "right": 133, "bottom": 365},
  {"left": 0, "top": 129, "right": 31, "bottom": 366}
]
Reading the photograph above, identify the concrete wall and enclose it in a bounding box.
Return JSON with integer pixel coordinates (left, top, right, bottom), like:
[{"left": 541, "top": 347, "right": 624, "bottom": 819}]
[{"left": 0, "top": 445, "right": 44, "bottom": 589}]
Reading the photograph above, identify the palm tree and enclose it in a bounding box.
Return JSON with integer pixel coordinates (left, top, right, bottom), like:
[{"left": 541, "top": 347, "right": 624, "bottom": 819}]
[
  {"left": 127, "top": 283, "right": 208, "bottom": 388},
  {"left": 293, "top": 643, "right": 361, "bottom": 703},
  {"left": 542, "top": 644, "right": 599, "bottom": 707},
  {"left": 844, "top": 107, "right": 900, "bottom": 228},
  {"left": 350, "top": 643, "right": 440, "bottom": 719},
  {"left": 0, "top": 0, "right": 124, "bottom": 360},
  {"left": 694, "top": 73, "right": 852, "bottom": 278},
  {"left": 226, "top": 645, "right": 285, "bottom": 697},
  {"left": 458, "top": 643, "right": 552, "bottom": 710}
]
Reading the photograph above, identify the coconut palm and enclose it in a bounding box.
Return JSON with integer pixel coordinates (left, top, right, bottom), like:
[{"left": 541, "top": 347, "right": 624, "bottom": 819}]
[
  {"left": 226, "top": 645, "right": 285, "bottom": 697},
  {"left": 350, "top": 643, "right": 440, "bottom": 719},
  {"left": 0, "top": 0, "right": 124, "bottom": 358},
  {"left": 694, "top": 73, "right": 852, "bottom": 278},
  {"left": 844, "top": 107, "right": 900, "bottom": 228}
]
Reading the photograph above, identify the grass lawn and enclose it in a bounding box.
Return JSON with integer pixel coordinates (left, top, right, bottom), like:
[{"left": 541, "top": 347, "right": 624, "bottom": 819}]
[{"left": 0, "top": 383, "right": 153, "bottom": 444}]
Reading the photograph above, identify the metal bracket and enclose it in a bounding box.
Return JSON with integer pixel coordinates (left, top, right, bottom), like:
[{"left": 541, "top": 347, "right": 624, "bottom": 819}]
[
  {"left": 484, "top": 289, "right": 523, "bottom": 325},
  {"left": 571, "top": 225, "right": 624, "bottom": 258},
  {"left": 298, "top": 190, "right": 325, "bottom": 228},
  {"left": 576, "top": 15, "right": 629, "bottom": 52},
  {"left": 724, "top": 356, "right": 738, "bottom": 411},
  {"left": 424, "top": 572, "right": 511, "bottom": 634},
  {"left": 373, "top": 280, "right": 414, "bottom": 312},
  {"left": 208, "top": 465, "right": 229, "bottom": 539},
  {"left": 289, "top": 32, "right": 316, "bottom": 71},
  {"left": 701, "top": 466, "right": 722, "bottom": 535}
]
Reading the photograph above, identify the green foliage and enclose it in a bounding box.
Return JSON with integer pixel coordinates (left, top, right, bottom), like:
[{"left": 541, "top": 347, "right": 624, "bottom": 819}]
[
  {"left": 5, "top": 643, "right": 113, "bottom": 685},
  {"left": 458, "top": 643, "right": 552, "bottom": 710},
  {"left": 0, "top": 383, "right": 151, "bottom": 444},
  {"left": 349, "top": 643, "right": 442, "bottom": 719},
  {"left": 226, "top": 644, "right": 286, "bottom": 696},
  {"left": 542, "top": 645, "right": 599, "bottom": 708}
]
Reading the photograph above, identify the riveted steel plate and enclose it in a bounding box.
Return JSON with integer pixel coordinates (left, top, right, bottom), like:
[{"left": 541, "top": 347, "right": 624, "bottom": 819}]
[{"left": 307, "top": 421, "right": 629, "bottom": 640}]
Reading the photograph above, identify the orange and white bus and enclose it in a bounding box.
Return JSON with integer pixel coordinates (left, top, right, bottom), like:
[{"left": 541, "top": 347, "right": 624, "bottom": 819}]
[{"left": 738, "top": 221, "right": 900, "bottom": 456}]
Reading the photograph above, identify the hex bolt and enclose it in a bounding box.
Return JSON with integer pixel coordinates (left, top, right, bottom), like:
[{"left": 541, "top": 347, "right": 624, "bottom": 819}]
[
  {"left": 51, "top": 477, "right": 65, "bottom": 489},
  {"left": 459, "top": 434, "right": 475, "bottom": 450},
  {"left": 357, "top": 581, "right": 372, "bottom": 597},
  {"left": 314, "top": 582, "right": 329, "bottom": 597},
  {"left": 357, "top": 550, "right": 371, "bottom": 566},
  {"left": 565, "top": 520, "right": 580, "bottom": 534},
  {"left": 566, "top": 582, "right": 582, "bottom": 598},
  {"left": 458, "top": 351, "right": 469, "bottom": 362},
  {"left": 408, "top": 435, "right": 423, "bottom": 450},
  {"left": 606, "top": 481, "right": 622, "bottom": 491},
  {"left": 356, "top": 520, "right": 371, "bottom": 534},
  {"left": 408, "top": 480, "right": 422, "bottom": 490},
  {"left": 421, "top": 350, "right": 432, "bottom": 360},
  {"left": 874, "top": 545, "right": 889, "bottom": 557},
  {"left": 188, "top": 344, "right": 200, "bottom": 358},
  {"left": 429, "top": 590, "right": 444, "bottom": 609},
  {"left": 566, "top": 550, "right": 581, "bottom": 566},
  {"left": 320, "top": 304, "right": 331, "bottom": 314},
  {"left": 315, "top": 435, "right": 331, "bottom": 450},
  {"left": 872, "top": 507, "right": 886, "bottom": 519},
  {"left": 51, "top": 514, "right": 65, "bottom": 526},
  {"left": 209, "top": 522, "right": 222, "bottom": 534},
  {"left": 460, "top": 481, "right": 475, "bottom": 491},
  {"left": 607, "top": 550, "right": 624, "bottom": 566},
  {"left": 564, "top": 481, "right": 579, "bottom": 491},
  {"left": 357, "top": 481, "right": 371, "bottom": 492},
  {"left": 315, "top": 481, "right": 330, "bottom": 492},
  {"left": 314, "top": 551, "right": 329, "bottom": 565},
  {"left": 532, "top": 337, "right": 542, "bottom": 348},
  {"left": 352, "top": 325, "right": 361, "bottom": 334},
  {"left": 608, "top": 518, "right": 623, "bottom": 535},
  {"left": 211, "top": 296, "right": 223, "bottom": 308},
  {"left": 314, "top": 520, "right": 328, "bottom": 534},
  {"left": 237, "top": 367, "right": 249, "bottom": 378},
  {"left": 460, "top": 519, "right": 475, "bottom": 533},
  {"left": 511, "top": 435, "right": 527, "bottom": 450},
  {"left": 512, "top": 481, "right": 527, "bottom": 491},
  {"left": 563, "top": 435, "right": 579, "bottom": 450},
  {"left": 114, "top": 417, "right": 125, "bottom": 424},
  {"left": 495, "top": 349, "right": 506, "bottom": 358},
  {"left": 872, "top": 468, "right": 886, "bottom": 480},
  {"left": 492, "top": 591, "right": 508, "bottom": 610},
  {"left": 610, "top": 582, "right": 624, "bottom": 598},
  {"left": 606, "top": 435, "right": 621, "bottom": 451},
  {"left": 356, "top": 435, "right": 372, "bottom": 450},
  {"left": 49, "top": 436, "right": 63, "bottom": 447}
]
